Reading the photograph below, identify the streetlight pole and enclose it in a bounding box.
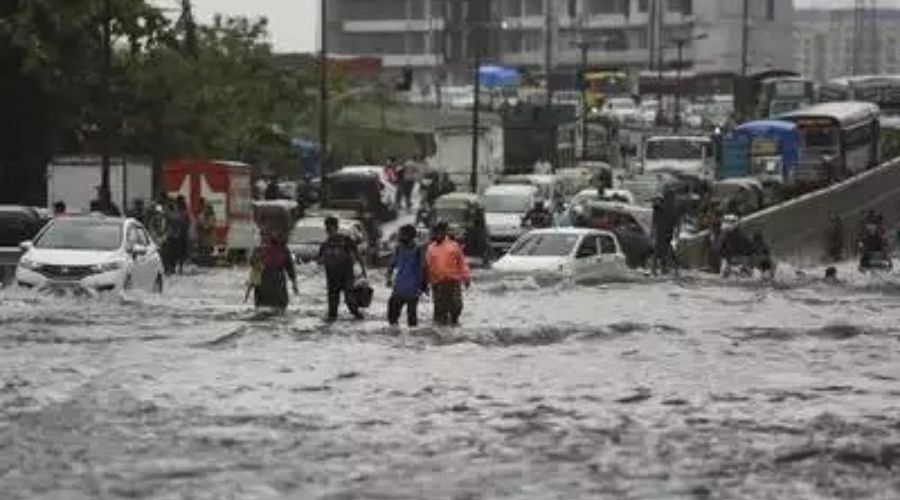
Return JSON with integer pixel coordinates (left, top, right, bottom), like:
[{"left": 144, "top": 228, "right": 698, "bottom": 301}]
[
  {"left": 100, "top": 0, "right": 112, "bottom": 210},
  {"left": 672, "top": 33, "right": 707, "bottom": 134},
  {"left": 319, "top": 0, "right": 329, "bottom": 175},
  {"left": 471, "top": 50, "right": 482, "bottom": 193},
  {"left": 577, "top": 41, "right": 590, "bottom": 160}
]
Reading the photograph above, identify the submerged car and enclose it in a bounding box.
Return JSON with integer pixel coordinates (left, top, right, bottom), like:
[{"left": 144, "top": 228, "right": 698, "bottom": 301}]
[
  {"left": 16, "top": 216, "right": 164, "bottom": 294},
  {"left": 492, "top": 228, "right": 629, "bottom": 282}
]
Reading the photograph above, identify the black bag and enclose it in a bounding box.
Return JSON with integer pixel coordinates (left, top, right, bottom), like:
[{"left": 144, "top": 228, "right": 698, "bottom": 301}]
[{"left": 349, "top": 279, "right": 374, "bottom": 309}]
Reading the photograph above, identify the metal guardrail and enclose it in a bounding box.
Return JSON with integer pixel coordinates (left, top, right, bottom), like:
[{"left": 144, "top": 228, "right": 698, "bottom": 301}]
[{"left": 679, "top": 158, "right": 900, "bottom": 268}]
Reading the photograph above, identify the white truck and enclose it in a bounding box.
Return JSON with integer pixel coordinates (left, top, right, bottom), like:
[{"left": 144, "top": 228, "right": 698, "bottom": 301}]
[
  {"left": 642, "top": 136, "right": 715, "bottom": 181},
  {"left": 47, "top": 156, "right": 153, "bottom": 214},
  {"left": 430, "top": 125, "right": 503, "bottom": 194}
]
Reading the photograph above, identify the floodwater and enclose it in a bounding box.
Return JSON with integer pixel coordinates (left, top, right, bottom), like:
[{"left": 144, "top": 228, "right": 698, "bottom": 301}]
[{"left": 1, "top": 264, "right": 899, "bottom": 500}]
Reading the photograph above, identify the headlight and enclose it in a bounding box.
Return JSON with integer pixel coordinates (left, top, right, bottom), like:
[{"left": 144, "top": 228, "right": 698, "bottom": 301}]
[
  {"left": 18, "top": 257, "right": 40, "bottom": 270},
  {"left": 91, "top": 261, "right": 125, "bottom": 273}
]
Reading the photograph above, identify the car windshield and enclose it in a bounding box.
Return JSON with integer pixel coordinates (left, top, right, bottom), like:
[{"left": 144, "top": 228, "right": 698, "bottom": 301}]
[
  {"left": 646, "top": 139, "right": 707, "bottom": 161},
  {"left": 802, "top": 127, "right": 838, "bottom": 148},
  {"left": 509, "top": 233, "right": 579, "bottom": 257},
  {"left": 484, "top": 193, "right": 531, "bottom": 213},
  {"left": 34, "top": 220, "right": 122, "bottom": 251},
  {"left": 290, "top": 226, "right": 327, "bottom": 244}
]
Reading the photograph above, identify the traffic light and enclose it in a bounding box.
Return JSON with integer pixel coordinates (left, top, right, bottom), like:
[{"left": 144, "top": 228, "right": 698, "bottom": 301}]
[{"left": 396, "top": 66, "right": 413, "bottom": 91}]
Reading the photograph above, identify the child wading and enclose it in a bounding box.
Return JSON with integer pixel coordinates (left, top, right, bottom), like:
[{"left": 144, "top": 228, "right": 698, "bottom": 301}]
[{"left": 386, "top": 225, "right": 427, "bottom": 327}]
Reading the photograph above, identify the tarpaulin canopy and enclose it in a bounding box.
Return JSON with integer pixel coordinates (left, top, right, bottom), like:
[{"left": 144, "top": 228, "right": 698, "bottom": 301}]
[{"left": 479, "top": 65, "right": 520, "bottom": 88}]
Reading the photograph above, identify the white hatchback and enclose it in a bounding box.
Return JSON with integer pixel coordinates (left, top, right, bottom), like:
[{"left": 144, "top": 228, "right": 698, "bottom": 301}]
[
  {"left": 493, "top": 228, "right": 629, "bottom": 282},
  {"left": 16, "top": 216, "right": 164, "bottom": 294}
]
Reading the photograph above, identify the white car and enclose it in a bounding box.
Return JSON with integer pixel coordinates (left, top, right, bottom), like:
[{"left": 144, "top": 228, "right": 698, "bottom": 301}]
[
  {"left": 493, "top": 228, "right": 629, "bottom": 282},
  {"left": 483, "top": 184, "right": 541, "bottom": 253},
  {"left": 602, "top": 97, "right": 638, "bottom": 123},
  {"left": 288, "top": 215, "right": 366, "bottom": 264},
  {"left": 16, "top": 216, "right": 164, "bottom": 294}
]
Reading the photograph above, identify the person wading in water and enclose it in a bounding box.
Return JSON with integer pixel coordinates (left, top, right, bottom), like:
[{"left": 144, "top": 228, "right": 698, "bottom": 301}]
[
  {"left": 318, "top": 216, "right": 367, "bottom": 322},
  {"left": 248, "top": 232, "right": 298, "bottom": 311},
  {"left": 426, "top": 221, "right": 470, "bottom": 326}
]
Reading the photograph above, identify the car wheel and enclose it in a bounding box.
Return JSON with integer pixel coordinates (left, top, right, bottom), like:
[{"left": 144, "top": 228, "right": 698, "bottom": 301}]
[{"left": 153, "top": 274, "right": 164, "bottom": 294}]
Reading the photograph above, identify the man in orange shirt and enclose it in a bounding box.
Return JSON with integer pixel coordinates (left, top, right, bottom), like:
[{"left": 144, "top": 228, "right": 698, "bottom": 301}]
[{"left": 426, "top": 221, "right": 471, "bottom": 326}]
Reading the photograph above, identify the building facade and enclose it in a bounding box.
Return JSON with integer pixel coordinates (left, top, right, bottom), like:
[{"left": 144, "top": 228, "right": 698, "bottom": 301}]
[
  {"left": 794, "top": 8, "right": 900, "bottom": 82},
  {"left": 325, "top": 0, "right": 794, "bottom": 88}
]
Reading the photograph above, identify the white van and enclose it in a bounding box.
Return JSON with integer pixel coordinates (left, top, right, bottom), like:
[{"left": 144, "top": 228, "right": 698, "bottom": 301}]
[
  {"left": 483, "top": 184, "right": 540, "bottom": 253},
  {"left": 642, "top": 136, "right": 715, "bottom": 180}
]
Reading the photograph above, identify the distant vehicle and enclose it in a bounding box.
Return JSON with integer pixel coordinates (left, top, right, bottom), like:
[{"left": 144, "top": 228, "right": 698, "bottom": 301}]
[
  {"left": 555, "top": 167, "right": 600, "bottom": 198},
  {"left": 819, "top": 75, "right": 900, "bottom": 116},
  {"left": 443, "top": 86, "right": 476, "bottom": 110},
  {"left": 322, "top": 166, "right": 397, "bottom": 221},
  {"left": 583, "top": 71, "right": 630, "bottom": 111},
  {"left": 0, "top": 206, "right": 47, "bottom": 287},
  {"left": 47, "top": 156, "right": 152, "bottom": 215},
  {"left": 637, "top": 100, "right": 660, "bottom": 126},
  {"left": 288, "top": 214, "right": 366, "bottom": 264},
  {"left": 433, "top": 192, "right": 491, "bottom": 263},
  {"left": 756, "top": 77, "right": 816, "bottom": 118},
  {"left": 579, "top": 201, "right": 654, "bottom": 268},
  {"left": 552, "top": 90, "right": 581, "bottom": 109},
  {"left": 497, "top": 174, "right": 565, "bottom": 213},
  {"left": 720, "top": 120, "right": 799, "bottom": 184},
  {"left": 778, "top": 101, "right": 881, "bottom": 182},
  {"left": 642, "top": 136, "right": 715, "bottom": 179},
  {"left": 431, "top": 125, "right": 502, "bottom": 194},
  {"left": 493, "top": 228, "right": 628, "bottom": 282},
  {"left": 16, "top": 216, "right": 164, "bottom": 294},
  {"left": 163, "top": 160, "right": 256, "bottom": 260},
  {"left": 483, "top": 184, "right": 540, "bottom": 253},
  {"left": 601, "top": 97, "right": 638, "bottom": 123}
]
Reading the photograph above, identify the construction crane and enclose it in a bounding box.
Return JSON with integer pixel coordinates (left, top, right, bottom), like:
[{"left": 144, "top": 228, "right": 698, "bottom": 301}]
[{"left": 853, "top": 0, "right": 880, "bottom": 75}]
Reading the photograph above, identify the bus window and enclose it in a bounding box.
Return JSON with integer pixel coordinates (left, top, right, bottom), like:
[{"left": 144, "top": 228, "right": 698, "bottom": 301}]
[{"left": 800, "top": 128, "right": 838, "bottom": 148}]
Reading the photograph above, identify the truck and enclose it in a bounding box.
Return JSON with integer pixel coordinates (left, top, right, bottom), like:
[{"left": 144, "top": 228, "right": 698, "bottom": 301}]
[
  {"left": 430, "top": 125, "right": 503, "bottom": 194},
  {"left": 46, "top": 156, "right": 152, "bottom": 214},
  {"left": 162, "top": 160, "right": 256, "bottom": 260}
]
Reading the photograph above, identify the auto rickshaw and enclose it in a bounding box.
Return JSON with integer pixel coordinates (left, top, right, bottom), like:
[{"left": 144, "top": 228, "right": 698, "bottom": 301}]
[
  {"left": 433, "top": 193, "right": 492, "bottom": 265},
  {"left": 579, "top": 201, "right": 654, "bottom": 268}
]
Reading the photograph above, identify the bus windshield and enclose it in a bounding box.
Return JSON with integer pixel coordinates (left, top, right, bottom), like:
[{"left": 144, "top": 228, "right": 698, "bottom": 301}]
[{"left": 645, "top": 139, "right": 708, "bottom": 161}]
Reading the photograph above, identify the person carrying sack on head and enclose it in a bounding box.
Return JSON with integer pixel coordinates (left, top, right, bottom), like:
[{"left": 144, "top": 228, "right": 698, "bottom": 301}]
[{"left": 426, "top": 221, "right": 470, "bottom": 327}]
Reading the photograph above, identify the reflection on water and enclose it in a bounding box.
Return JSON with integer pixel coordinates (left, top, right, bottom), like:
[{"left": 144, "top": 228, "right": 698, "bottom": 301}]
[{"left": 0, "top": 264, "right": 899, "bottom": 499}]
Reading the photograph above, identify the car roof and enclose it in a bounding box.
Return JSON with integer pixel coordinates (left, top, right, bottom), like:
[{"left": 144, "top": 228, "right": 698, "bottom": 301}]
[
  {"left": 485, "top": 184, "right": 539, "bottom": 194},
  {"left": 527, "top": 227, "right": 615, "bottom": 237},
  {"left": 647, "top": 135, "right": 712, "bottom": 143}
]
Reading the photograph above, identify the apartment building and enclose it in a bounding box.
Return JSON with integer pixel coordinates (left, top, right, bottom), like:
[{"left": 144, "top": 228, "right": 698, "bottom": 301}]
[
  {"left": 325, "top": 0, "right": 794, "bottom": 87},
  {"left": 795, "top": 8, "right": 900, "bottom": 82}
]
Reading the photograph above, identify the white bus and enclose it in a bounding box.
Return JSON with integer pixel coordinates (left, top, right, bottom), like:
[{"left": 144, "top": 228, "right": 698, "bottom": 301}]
[
  {"left": 778, "top": 101, "right": 880, "bottom": 182},
  {"left": 819, "top": 75, "right": 900, "bottom": 116}
]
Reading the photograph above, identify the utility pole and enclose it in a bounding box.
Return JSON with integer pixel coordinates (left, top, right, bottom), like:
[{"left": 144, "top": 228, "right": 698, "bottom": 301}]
[
  {"left": 740, "top": 0, "right": 750, "bottom": 78},
  {"left": 471, "top": 49, "right": 482, "bottom": 193},
  {"left": 181, "top": 0, "right": 198, "bottom": 58},
  {"left": 672, "top": 33, "right": 708, "bottom": 134},
  {"left": 544, "top": 0, "right": 554, "bottom": 106},
  {"left": 319, "top": 0, "right": 329, "bottom": 175},
  {"left": 100, "top": 0, "right": 112, "bottom": 211},
  {"left": 577, "top": 40, "right": 590, "bottom": 160}
]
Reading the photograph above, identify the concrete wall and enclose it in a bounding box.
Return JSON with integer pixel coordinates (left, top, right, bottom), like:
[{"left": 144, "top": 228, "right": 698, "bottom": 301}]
[{"left": 681, "top": 159, "right": 900, "bottom": 268}]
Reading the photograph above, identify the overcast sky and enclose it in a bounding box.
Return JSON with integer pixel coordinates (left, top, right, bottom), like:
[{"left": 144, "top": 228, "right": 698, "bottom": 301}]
[{"left": 155, "top": 0, "right": 900, "bottom": 54}]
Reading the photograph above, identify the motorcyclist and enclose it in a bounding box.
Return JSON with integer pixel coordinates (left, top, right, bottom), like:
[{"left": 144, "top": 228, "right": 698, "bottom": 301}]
[{"left": 522, "top": 200, "right": 554, "bottom": 229}]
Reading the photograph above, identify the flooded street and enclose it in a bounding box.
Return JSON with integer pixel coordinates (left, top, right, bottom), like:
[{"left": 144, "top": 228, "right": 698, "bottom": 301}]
[{"left": 1, "top": 267, "right": 899, "bottom": 500}]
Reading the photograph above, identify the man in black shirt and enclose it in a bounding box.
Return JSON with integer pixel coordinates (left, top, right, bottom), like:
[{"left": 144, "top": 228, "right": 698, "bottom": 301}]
[{"left": 318, "top": 216, "right": 367, "bottom": 321}]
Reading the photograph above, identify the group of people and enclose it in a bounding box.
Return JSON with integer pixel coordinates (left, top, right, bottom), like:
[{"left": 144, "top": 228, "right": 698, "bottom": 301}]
[
  {"left": 249, "top": 217, "right": 471, "bottom": 327},
  {"left": 385, "top": 157, "right": 422, "bottom": 212}
]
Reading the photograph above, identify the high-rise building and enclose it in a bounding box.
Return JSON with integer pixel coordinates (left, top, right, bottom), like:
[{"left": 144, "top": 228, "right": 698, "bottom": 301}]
[
  {"left": 795, "top": 7, "right": 900, "bottom": 82},
  {"left": 324, "top": 0, "right": 795, "bottom": 88}
]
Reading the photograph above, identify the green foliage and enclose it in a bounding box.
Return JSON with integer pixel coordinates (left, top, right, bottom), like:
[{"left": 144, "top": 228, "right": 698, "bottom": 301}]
[{"left": 0, "top": 0, "right": 387, "bottom": 203}]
